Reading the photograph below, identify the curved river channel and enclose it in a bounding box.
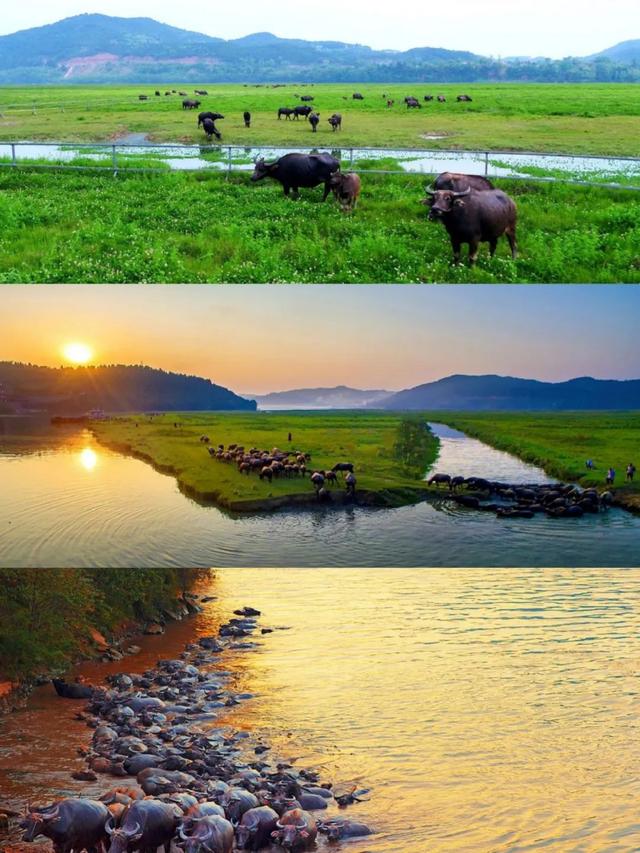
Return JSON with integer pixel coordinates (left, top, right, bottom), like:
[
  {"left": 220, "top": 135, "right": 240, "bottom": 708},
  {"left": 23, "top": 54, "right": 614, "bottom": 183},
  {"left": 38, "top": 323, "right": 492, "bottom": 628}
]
[
  {"left": 1, "top": 570, "right": 639, "bottom": 852},
  {"left": 0, "top": 422, "right": 639, "bottom": 567}
]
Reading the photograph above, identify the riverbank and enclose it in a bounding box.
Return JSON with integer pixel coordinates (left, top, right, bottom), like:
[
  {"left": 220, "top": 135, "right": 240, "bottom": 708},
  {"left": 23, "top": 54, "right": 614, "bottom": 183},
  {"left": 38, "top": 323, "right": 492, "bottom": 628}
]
[
  {"left": 90, "top": 412, "right": 438, "bottom": 513},
  {"left": 432, "top": 412, "right": 640, "bottom": 515},
  {"left": 0, "top": 599, "right": 367, "bottom": 851},
  {"left": 0, "top": 569, "right": 211, "bottom": 712}
]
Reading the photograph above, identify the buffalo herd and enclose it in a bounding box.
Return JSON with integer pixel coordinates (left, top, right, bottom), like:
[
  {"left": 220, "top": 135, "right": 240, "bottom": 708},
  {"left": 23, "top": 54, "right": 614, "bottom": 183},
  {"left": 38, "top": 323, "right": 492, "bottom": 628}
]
[
  {"left": 203, "top": 439, "right": 357, "bottom": 500},
  {"left": 15, "top": 608, "right": 374, "bottom": 853}
]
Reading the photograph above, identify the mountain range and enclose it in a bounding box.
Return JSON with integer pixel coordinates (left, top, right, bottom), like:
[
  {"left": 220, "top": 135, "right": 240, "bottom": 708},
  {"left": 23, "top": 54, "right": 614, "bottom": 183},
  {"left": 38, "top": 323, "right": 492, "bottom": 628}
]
[
  {"left": 253, "top": 385, "right": 391, "bottom": 409},
  {"left": 0, "top": 14, "right": 638, "bottom": 83}
]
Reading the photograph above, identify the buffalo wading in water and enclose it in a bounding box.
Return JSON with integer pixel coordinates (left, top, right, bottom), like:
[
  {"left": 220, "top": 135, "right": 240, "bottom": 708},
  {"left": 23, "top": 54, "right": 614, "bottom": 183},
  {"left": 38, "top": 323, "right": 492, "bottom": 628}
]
[
  {"left": 250, "top": 152, "right": 340, "bottom": 200},
  {"left": 20, "top": 799, "right": 110, "bottom": 853},
  {"left": 423, "top": 186, "right": 518, "bottom": 265}
]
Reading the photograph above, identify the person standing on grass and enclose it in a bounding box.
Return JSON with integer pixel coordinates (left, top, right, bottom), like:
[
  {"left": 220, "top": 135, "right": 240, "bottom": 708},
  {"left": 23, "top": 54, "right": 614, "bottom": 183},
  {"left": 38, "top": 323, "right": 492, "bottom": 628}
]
[
  {"left": 288, "top": 432, "right": 292, "bottom": 442},
  {"left": 606, "top": 467, "right": 616, "bottom": 485},
  {"left": 627, "top": 462, "right": 636, "bottom": 482},
  {"left": 586, "top": 459, "right": 594, "bottom": 470}
]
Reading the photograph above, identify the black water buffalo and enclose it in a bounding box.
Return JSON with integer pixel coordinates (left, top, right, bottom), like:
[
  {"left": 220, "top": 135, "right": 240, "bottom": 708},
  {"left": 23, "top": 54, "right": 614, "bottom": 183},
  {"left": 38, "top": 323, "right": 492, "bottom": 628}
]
[
  {"left": 106, "top": 799, "right": 181, "bottom": 853},
  {"left": 352, "top": 92, "right": 364, "bottom": 100},
  {"left": 328, "top": 113, "right": 342, "bottom": 131},
  {"left": 195, "top": 89, "right": 209, "bottom": 95},
  {"left": 52, "top": 678, "right": 94, "bottom": 699},
  {"left": 182, "top": 99, "right": 201, "bottom": 110},
  {"left": 424, "top": 95, "right": 434, "bottom": 101},
  {"left": 308, "top": 112, "right": 320, "bottom": 132},
  {"left": 300, "top": 95, "right": 314, "bottom": 102},
  {"left": 243, "top": 110, "right": 251, "bottom": 127},
  {"left": 457, "top": 94, "right": 473, "bottom": 101},
  {"left": 198, "top": 111, "right": 224, "bottom": 127},
  {"left": 202, "top": 118, "right": 221, "bottom": 140},
  {"left": 138, "top": 95, "right": 148, "bottom": 101},
  {"left": 251, "top": 152, "right": 340, "bottom": 199},
  {"left": 437, "top": 94, "right": 446, "bottom": 102},
  {"left": 405, "top": 97, "right": 421, "bottom": 109},
  {"left": 317, "top": 818, "right": 373, "bottom": 840},
  {"left": 278, "top": 107, "right": 294, "bottom": 120},
  {"left": 423, "top": 187, "right": 517, "bottom": 264},
  {"left": 179, "top": 815, "right": 234, "bottom": 853},
  {"left": 332, "top": 462, "right": 354, "bottom": 474},
  {"left": 428, "top": 473, "right": 451, "bottom": 487},
  {"left": 293, "top": 105, "right": 313, "bottom": 119},
  {"left": 433, "top": 171, "right": 495, "bottom": 192},
  {"left": 235, "top": 806, "right": 279, "bottom": 850},
  {"left": 155, "top": 91, "right": 160, "bottom": 96},
  {"left": 21, "top": 799, "right": 110, "bottom": 853}
]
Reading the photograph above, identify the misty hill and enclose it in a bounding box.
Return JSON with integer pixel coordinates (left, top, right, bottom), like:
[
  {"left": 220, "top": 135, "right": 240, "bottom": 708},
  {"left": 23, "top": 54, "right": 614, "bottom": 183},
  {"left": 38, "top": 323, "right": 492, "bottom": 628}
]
[
  {"left": 253, "top": 385, "right": 391, "bottom": 409},
  {"left": 1, "top": 14, "right": 638, "bottom": 83},
  {"left": 0, "top": 362, "right": 255, "bottom": 414},
  {"left": 589, "top": 39, "right": 640, "bottom": 62},
  {"left": 380, "top": 375, "right": 640, "bottom": 411}
]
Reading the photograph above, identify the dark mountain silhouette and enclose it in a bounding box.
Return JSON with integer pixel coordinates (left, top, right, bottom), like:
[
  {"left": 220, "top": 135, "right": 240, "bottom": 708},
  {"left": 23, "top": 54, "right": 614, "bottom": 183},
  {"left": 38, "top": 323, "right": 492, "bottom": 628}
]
[
  {"left": 0, "top": 361, "right": 255, "bottom": 413},
  {"left": 380, "top": 374, "right": 640, "bottom": 411},
  {"left": 1, "top": 14, "right": 637, "bottom": 83},
  {"left": 253, "top": 385, "right": 391, "bottom": 409}
]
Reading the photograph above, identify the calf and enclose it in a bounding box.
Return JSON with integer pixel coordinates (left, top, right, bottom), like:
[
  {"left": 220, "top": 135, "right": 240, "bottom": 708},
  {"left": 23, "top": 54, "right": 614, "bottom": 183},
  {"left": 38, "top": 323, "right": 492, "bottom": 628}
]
[{"left": 329, "top": 172, "right": 361, "bottom": 211}]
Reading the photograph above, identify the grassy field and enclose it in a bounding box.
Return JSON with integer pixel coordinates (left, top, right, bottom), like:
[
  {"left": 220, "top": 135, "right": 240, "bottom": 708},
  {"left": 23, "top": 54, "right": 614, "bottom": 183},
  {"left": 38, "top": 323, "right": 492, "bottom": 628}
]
[
  {"left": 1, "top": 169, "right": 638, "bottom": 282},
  {"left": 432, "top": 411, "right": 640, "bottom": 510},
  {"left": 90, "top": 411, "right": 439, "bottom": 510},
  {"left": 1, "top": 83, "right": 640, "bottom": 155}
]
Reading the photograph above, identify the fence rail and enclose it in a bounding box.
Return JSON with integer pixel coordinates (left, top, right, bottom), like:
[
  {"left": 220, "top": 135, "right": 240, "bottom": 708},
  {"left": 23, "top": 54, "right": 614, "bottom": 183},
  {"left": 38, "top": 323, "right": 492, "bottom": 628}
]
[{"left": 1, "top": 140, "right": 639, "bottom": 191}]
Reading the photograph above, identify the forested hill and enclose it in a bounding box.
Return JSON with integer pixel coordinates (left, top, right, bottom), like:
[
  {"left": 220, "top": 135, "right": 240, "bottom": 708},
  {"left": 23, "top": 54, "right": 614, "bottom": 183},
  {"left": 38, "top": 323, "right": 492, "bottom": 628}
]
[
  {"left": 0, "top": 362, "right": 256, "bottom": 413},
  {"left": 0, "top": 14, "right": 638, "bottom": 83},
  {"left": 381, "top": 374, "right": 640, "bottom": 411}
]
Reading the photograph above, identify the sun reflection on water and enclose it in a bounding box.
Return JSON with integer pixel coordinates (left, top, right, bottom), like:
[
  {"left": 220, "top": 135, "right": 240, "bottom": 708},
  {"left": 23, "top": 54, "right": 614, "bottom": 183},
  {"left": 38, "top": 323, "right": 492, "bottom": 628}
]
[{"left": 78, "top": 447, "right": 98, "bottom": 471}]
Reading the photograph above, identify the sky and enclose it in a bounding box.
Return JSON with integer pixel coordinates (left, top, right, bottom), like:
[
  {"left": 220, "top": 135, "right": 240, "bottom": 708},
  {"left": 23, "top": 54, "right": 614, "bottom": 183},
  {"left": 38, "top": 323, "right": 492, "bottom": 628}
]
[
  {"left": 0, "top": 285, "right": 638, "bottom": 395},
  {"left": 1, "top": 0, "right": 638, "bottom": 58}
]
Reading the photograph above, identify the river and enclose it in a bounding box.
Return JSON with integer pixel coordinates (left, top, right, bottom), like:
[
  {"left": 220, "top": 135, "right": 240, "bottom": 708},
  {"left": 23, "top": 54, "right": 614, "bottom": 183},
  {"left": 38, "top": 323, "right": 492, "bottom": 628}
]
[
  {"left": 1, "top": 422, "right": 639, "bottom": 567},
  {"left": 1, "top": 569, "right": 639, "bottom": 852}
]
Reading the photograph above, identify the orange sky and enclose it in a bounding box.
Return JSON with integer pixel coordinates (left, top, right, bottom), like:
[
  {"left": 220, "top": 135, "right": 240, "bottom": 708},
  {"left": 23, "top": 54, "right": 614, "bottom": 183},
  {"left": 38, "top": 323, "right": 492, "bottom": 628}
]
[{"left": 1, "top": 285, "right": 638, "bottom": 394}]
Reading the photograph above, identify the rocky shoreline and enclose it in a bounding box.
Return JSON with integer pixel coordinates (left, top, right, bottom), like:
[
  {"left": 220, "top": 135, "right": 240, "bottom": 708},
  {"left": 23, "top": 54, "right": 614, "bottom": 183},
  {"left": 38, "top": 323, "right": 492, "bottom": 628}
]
[{"left": 1, "top": 606, "right": 373, "bottom": 851}]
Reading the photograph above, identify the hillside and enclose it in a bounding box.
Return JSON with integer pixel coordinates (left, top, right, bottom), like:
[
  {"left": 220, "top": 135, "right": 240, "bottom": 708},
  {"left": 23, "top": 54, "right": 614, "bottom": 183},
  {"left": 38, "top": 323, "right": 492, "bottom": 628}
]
[
  {"left": 380, "top": 375, "right": 640, "bottom": 411},
  {"left": 589, "top": 39, "right": 640, "bottom": 62},
  {"left": 0, "top": 361, "right": 255, "bottom": 413},
  {"left": 1, "top": 14, "right": 638, "bottom": 83}
]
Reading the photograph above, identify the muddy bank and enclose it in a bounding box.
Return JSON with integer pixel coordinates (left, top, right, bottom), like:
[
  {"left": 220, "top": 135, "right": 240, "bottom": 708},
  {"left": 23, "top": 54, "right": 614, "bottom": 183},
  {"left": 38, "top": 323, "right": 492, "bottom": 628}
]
[{"left": 0, "top": 593, "right": 203, "bottom": 717}]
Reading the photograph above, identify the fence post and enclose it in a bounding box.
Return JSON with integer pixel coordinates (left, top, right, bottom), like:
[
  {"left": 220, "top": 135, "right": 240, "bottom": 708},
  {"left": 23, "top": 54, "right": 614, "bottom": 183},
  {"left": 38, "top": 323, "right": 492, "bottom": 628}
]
[
  {"left": 11, "top": 143, "right": 16, "bottom": 167},
  {"left": 349, "top": 148, "right": 354, "bottom": 169},
  {"left": 112, "top": 144, "right": 117, "bottom": 176},
  {"left": 484, "top": 151, "right": 489, "bottom": 176},
  {"left": 227, "top": 146, "right": 232, "bottom": 179}
]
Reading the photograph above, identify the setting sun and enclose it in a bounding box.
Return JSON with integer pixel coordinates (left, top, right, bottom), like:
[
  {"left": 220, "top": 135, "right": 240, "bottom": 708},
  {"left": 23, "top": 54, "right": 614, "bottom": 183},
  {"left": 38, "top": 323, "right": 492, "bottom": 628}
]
[{"left": 62, "top": 342, "right": 93, "bottom": 365}]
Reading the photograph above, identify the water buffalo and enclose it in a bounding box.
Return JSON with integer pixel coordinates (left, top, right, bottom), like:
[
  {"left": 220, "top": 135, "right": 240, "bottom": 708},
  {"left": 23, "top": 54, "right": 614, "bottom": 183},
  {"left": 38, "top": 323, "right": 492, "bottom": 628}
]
[
  {"left": 235, "top": 806, "right": 278, "bottom": 850},
  {"left": 317, "top": 818, "right": 373, "bottom": 840},
  {"left": 423, "top": 187, "right": 518, "bottom": 264},
  {"left": 202, "top": 118, "right": 221, "bottom": 141},
  {"left": 405, "top": 97, "right": 421, "bottom": 109},
  {"left": 221, "top": 789, "right": 258, "bottom": 823},
  {"left": 330, "top": 172, "right": 361, "bottom": 211},
  {"left": 251, "top": 152, "right": 340, "bottom": 199},
  {"left": 332, "top": 462, "right": 354, "bottom": 474},
  {"left": 328, "top": 113, "right": 342, "bottom": 131},
  {"left": 308, "top": 112, "right": 320, "bottom": 132},
  {"left": 437, "top": 95, "right": 446, "bottom": 102},
  {"left": 52, "top": 678, "right": 94, "bottom": 699},
  {"left": 179, "top": 815, "right": 234, "bottom": 853},
  {"left": 352, "top": 92, "right": 364, "bottom": 100},
  {"left": 278, "top": 107, "right": 294, "bottom": 120},
  {"left": 21, "top": 799, "right": 110, "bottom": 853},
  {"left": 293, "top": 105, "right": 312, "bottom": 119},
  {"left": 433, "top": 171, "right": 495, "bottom": 192},
  {"left": 243, "top": 110, "right": 251, "bottom": 127},
  {"left": 428, "top": 473, "right": 451, "bottom": 487},
  {"left": 195, "top": 89, "right": 209, "bottom": 95},
  {"left": 182, "top": 99, "right": 201, "bottom": 110},
  {"left": 457, "top": 94, "right": 473, "bottom": 101},
  {"left": 138, "top": 95, "right": 148, "bottom": 101},
  {"left": 155, "top": 91, "right": 160, "bottom": 96},
  {"left": 198, "top": 112, "right": 224, "bottom": 127},
  {"left": 424, "top": 95, "right": 434, "bottom": 101},
  {"left": 271, "top": 809, "right": 317, "bottom": 850},
  {"left": 300, "top": 95, "right": 314, "bottom": 102},
  {"left": 105, "top": 799, "right": 181, "bottom": 853}
]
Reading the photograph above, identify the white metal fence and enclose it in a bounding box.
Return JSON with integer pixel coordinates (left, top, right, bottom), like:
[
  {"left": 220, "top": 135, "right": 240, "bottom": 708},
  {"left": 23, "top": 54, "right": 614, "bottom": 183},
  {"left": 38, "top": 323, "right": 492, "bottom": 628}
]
[{"left": 1, "top": 140, "right": 640, "bottom": 190}]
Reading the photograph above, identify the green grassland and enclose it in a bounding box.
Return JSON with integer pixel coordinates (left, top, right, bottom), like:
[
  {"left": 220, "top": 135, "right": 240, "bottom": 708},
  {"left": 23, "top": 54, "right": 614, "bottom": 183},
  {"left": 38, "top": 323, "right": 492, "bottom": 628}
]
[
  {"left": 1, "top": 169, "right": 638, "bottom": 282},
  {"left": 430, "top": 411, "right": 640, "bottom": 511},
  {"left": 90, "top": 411, "right": 439, "bottom": 511},
  {"left": 1, "top": 83, "right": 640, "bottom": 155}
]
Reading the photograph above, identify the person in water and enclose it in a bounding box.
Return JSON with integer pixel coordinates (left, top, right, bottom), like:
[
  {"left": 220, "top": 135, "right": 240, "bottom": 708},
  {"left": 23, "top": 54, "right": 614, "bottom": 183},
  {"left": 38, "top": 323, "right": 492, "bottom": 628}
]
[{"left": 627, "top": 462, "right": 636, "bottom": 482}]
